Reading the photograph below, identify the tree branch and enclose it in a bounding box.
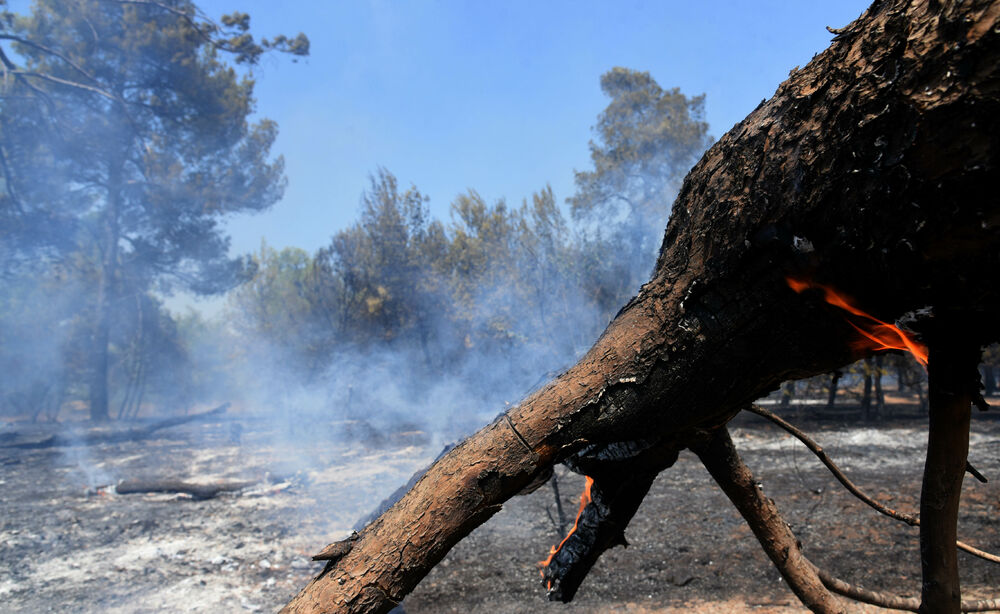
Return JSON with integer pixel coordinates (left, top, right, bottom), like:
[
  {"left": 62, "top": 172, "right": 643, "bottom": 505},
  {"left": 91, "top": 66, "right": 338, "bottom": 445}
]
[
  {"left": 745, "top": 404, "right": 1000, "bottom": 566},
  {"left": 0, "top": 33, "right": 97, "bottom": 83},
  {"left": 692, "top": 427, "right": 845, "bottom": 613},
  {"left": 694, "top": 426, "right": 1000, "bottom": 613}
]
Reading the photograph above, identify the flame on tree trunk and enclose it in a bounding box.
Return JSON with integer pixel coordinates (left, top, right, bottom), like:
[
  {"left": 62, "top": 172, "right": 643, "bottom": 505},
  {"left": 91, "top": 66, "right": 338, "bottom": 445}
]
[{"left": 282, "top": 1, "right": 1000, "bottom": 612}]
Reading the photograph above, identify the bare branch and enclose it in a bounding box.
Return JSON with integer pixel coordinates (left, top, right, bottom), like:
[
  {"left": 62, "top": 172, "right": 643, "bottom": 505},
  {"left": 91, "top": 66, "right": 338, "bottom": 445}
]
[
  {"left": 9, "top": 70, "right": 119, "bottom": 102},
  {"left": 0, "top": 34, "right": 97, "bottom": 83},
  {"left": 818, "top": 569, "right": 1000, "bottom": 612},
  {"left": 695, "top": 426, "right": 1000, "bottom": 613},
  {"left": 816, "top": 570, "right": 920, "bottom": 611},
  {"left": 746, "top": 405, "right": 917, "bottom": 524},
  {"left": 746, "top": 405, "right": 1000, "bottom": 566}
]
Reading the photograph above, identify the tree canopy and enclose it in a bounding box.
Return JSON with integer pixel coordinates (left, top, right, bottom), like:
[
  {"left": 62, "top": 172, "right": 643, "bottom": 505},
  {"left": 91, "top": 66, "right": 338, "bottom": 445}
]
[
  {"left": 569, "top": 67, "right": 712, "bottom": 292},
  {"left": 0, "top": 0, "right": 308, "bottom": 420}
]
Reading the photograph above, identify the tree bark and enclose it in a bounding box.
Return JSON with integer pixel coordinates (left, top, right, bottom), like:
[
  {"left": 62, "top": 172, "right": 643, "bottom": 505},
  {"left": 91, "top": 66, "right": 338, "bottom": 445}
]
[
  {"left": 283, "top": 1, "right": 1000, "bottom": 611},
  {"left": 918, "top": 332, "right": 978, "bottom": 613},
  {"left": 693, "top": 428, "right": 845, "bottom": 614},
  {"left": 862, "top": 359, "right": 874, "bottom": 420},
  {"left": 874, "top": 355, "right": 885, "bottom": 421},
  {"left": 89, "top": 155, "right": 123, "bottom": 422},
  {"left": 827, "top": 370, "right": 842, "bottom": 411}
]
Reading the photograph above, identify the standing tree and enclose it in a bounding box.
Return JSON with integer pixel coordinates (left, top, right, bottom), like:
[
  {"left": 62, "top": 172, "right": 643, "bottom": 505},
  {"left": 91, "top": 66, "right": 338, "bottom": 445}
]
[
  {"left": 0, "top": 0, "right": 307, "bottom": 420},
  {"left": 569, "top": 67, "right": 712, "bottom": 307}
]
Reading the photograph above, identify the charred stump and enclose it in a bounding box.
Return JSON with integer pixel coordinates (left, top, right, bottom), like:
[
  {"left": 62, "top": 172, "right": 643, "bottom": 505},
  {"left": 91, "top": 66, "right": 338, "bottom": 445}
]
[{"left": 283, "top": 1, "right": 1000, "bottom": 612}]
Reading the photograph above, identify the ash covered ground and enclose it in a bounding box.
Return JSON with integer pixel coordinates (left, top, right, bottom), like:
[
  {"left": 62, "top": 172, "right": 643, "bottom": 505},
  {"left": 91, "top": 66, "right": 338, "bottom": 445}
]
[{"left": 2, "top": 406, "right": 999, "bottom": 613}]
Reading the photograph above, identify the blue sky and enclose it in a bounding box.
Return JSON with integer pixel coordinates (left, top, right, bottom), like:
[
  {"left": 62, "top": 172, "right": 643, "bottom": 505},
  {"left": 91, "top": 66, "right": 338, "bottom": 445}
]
[{"left": 184, "top": 0, "right": 872, "bottom": 309}]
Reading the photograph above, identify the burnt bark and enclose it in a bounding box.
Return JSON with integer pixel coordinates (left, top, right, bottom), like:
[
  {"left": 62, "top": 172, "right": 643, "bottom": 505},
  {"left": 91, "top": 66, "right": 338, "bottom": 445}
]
[
  {"left": 693, "top": 428, "right": 844, "bottom": 613},
  {"left": 540, "top": 439, "right": 682, "bottom": 602},
  {"left": 283, "top": 1, "right": 1000, "bottom": 612},
  {"left": 919, "top": 332, "right": 978, "bottom": 613}
]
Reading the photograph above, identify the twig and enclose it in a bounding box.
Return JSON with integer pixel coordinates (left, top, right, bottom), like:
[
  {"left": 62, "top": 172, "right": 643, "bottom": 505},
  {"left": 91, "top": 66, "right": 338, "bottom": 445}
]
[
  {"left": 745, "top": 405, "right": 1000, "bottom": 566},
  {"left": 746, "top": 405, "right": 916, "bottom": 524},
  {"left": 973, "top": 393, "right": 990, "bottom": 412},
  {"left": 966, "top": 461, "right": 988, "bottom": 484}
]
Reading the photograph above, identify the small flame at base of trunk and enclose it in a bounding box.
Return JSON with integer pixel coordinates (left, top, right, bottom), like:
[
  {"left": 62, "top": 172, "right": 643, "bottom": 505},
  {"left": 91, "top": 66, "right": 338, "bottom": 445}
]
[
  {"left": 539, "top": 475, "right": 594, "bottom": 589},
  {"left": 786, "top": 276, "right": 928, "bottom": 366}
]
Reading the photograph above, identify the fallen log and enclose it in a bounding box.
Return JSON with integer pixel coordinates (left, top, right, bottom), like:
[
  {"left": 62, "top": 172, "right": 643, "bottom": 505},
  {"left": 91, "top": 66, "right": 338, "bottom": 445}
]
[
  {"left": 3, "top": 403, "right": 230, "bottom": 449},
  {"left": 88, "top": 471, "right": 301, "bottom": 500},
  {"left": 113, "top": 477, "right": 259, "bottom": 500},
  {"left": 284, "top": 1, "right": 1000, "bottom": 611}
]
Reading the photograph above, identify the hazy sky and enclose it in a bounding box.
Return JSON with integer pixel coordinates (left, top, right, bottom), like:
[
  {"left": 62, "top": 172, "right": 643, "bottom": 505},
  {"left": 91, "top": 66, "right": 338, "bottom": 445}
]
[{"left": 181, "top": 0, "right": 872, "bottom": 310}]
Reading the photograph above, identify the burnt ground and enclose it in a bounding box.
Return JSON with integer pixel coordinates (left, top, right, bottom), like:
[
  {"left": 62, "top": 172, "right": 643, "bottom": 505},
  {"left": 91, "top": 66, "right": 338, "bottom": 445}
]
[{"left": 1, "top": 402, "right": 999, "bottom": 613}]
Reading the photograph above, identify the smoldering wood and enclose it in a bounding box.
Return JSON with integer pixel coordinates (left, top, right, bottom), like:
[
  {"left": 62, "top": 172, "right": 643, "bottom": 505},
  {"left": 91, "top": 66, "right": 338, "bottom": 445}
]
[
  {"left": 113, "top": 477, "right": 259, "bottom": 500},
  {"left": 541, "top": 438, "right": 681, "bottom": 602},
  {"left": 283, "top": 1, "right": 1000, "bottom": 612},
  {"left": 2, "top": 402, "right": 229, "bottom": 449},
  {"left": 92, "top": 470, "right": 300, "bottom": 500}
]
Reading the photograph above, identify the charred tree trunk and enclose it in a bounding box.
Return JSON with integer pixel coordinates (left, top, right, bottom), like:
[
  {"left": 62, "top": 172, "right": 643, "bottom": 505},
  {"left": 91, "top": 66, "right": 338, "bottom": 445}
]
[
  {"left": 874, "top": 355, "right": 885, "bottom": 421},
  {"left": 283, "top": 1, "right": 1000, "bottom": 612},
  {"left": 827, "top": 370, "right": 842, "bottom": 411},
  {"left": 862, "top": 359, "right": 874, "bottom": 421},
  {"left": 918, "top": 331, "right": 978, "bottom": 613},
  {"left": 982, "top": 363, "right": 997, "bottom": 396}
]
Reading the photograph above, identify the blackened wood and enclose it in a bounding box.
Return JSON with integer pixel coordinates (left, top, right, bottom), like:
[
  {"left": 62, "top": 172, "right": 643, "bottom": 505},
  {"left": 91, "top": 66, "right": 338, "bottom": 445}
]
[
  {"left": 918, "top": 336, "right": 978, "bottom": 614},
  {"left": 541, "top": 439, "right": 681, "bottom": 602},
  {"left": 115, "top": 476, "right": 256, "bottom": 500}
]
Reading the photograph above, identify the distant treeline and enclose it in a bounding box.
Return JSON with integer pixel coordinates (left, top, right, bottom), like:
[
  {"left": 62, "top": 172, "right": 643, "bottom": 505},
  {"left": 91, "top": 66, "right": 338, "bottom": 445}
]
[
  {"left": 0, "top": 26, "right": 712, "bottom": 422},
  {"left": 1, "top": 1, "right": 974, "bottom": 425}
]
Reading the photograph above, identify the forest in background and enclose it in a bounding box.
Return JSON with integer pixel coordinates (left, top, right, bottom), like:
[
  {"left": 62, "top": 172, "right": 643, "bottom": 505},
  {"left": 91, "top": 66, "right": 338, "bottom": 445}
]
[{"left": 0, "top": 1, "right": 975, "bottom": 432}]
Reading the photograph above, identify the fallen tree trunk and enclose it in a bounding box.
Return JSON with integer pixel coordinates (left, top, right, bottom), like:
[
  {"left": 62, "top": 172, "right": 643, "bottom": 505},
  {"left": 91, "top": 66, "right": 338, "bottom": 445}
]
[
  {"left": 284, "top": 1, "right": 1000, "bottom": 611},
  {"left": 3, "top": 403, "right": 229, "bottom": 449},
  {"left": 113, "top": 477, "right": 258, "bottom": 500}
]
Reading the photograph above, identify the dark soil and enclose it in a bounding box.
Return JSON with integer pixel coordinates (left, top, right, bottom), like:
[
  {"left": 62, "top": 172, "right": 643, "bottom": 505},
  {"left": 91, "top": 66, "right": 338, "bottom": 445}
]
[{"left": 1, "top": 406, "right": 998, "bottom": 613}]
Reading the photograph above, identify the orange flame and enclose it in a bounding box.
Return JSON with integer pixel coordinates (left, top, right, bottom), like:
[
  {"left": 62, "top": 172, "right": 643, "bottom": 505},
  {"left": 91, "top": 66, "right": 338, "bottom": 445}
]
[
  {"left": 786, "top": 277, "right": 928, "bottom": 366},
  {"left": 539, "top": 476, "right": 594, "bottom": 589}
]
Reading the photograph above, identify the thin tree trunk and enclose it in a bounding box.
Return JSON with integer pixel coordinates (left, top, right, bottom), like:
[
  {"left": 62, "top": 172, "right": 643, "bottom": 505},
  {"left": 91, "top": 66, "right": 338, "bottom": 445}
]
[
  {"left": 826, "top": 371, "right": 841, "bottom": 410},
  {"left": 873, "top": 355, "right": 885, "bottom": 421},
  {"left": 780, "top": 380, "right": 794, "bottom": 409},
  {"left": 861, "top": 359, "right": 873, "bottom": 421},
  {"left": 89, "top": 158, "right": 123, "bottom": 422},
  {"left": 918, "top": 334, "right": 977, "bottom": 613},
  {"left": 982, "top": 364, "right": 996, "bottom": 396}
]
